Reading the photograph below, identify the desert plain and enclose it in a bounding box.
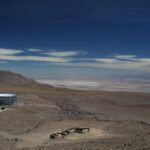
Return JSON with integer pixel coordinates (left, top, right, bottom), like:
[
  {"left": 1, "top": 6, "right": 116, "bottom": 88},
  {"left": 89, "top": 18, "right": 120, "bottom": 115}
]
[{"left": 0, "top": 71, "right": 149, "bottom": 150}]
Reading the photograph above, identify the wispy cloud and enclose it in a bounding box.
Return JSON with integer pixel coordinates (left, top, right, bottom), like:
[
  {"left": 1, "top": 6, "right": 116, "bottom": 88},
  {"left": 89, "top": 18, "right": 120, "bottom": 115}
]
[
  {"left": 45, "top": 51, "right": 84, "bottom": 57},
  {"left": 0, "top": 55, "right": 73, "bottom": 63},
  {"left": 113, "top": 54, "right": 137, "bottom": 60},
  {"left": 53, "top": 54, "right": 150, "bottom": 72},
  {"left": 0, "top": 48, "right": 23, "bottom": 55},
  {"left": 0, "top": 48, "right": 149, "bottom": 72},
  {"left": 28, "top": 49, "right": 86, "bottom": 57},
  {"left": 28, "top": 48, "right": 43, "bottom": 52},
  {"left": 89, "top": 58, "right": 120, "bottom": 63},
  {"left": 56, "top": 60, "right": 150, "bottom": 72},
  {"left": 0, "top": 48, "right": 75, "bottom": 63}
]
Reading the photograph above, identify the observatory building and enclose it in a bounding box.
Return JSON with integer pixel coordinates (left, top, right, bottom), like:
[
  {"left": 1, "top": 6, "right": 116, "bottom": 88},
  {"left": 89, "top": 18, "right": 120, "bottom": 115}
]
[{"left": 0, "top": 93, "right": 17, "bottom": 105}]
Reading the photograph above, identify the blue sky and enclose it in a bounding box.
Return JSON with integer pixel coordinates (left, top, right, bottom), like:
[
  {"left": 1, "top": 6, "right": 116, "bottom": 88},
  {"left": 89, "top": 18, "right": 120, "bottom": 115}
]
[{"left": 0, "top": 0, "right": 150, "bottom": 79}]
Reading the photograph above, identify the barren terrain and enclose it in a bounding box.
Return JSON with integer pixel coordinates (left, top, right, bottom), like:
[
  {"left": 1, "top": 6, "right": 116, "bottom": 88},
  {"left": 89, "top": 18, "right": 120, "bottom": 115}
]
[{"left": 0, "top": 71, "right": 150, "bottom": 150}]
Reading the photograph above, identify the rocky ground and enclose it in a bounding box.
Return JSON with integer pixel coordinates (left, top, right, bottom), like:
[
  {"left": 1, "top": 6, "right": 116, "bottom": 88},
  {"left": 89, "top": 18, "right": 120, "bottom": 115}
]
[{"left": 0, "top": 71, "right": 149, "bottom": 150}]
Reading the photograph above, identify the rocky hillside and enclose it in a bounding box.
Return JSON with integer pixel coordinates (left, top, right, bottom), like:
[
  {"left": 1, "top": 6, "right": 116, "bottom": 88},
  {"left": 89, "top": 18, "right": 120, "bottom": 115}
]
[{"left": 0, "top": 70, "right": 40, "bottom": 86}]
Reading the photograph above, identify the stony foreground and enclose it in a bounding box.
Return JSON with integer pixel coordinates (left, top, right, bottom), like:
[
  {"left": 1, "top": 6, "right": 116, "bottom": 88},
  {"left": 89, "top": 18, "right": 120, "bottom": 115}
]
[{"left": 0, "top": 85, "right": 150, "bottom": 150}]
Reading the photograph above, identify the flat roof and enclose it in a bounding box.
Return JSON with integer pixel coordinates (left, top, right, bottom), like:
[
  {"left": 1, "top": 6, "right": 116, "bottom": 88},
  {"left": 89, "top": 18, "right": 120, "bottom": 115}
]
[{"left": 0, "top": 93, "right": 16, "bottom": 97}]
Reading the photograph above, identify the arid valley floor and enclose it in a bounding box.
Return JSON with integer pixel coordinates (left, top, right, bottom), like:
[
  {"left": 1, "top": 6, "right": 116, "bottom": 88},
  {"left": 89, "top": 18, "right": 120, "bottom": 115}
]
[{"left": 0, "top": 71, "right": 150, "bottom": 150}]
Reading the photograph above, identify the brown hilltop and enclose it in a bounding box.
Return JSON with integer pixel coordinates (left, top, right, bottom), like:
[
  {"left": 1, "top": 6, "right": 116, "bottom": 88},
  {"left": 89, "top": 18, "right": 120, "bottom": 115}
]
[
  {"left": 0, "top": 70, "right": 38, "bottom": 86},
  {"left": 0, "top": 70, "right": 66, "bottom": 92}
]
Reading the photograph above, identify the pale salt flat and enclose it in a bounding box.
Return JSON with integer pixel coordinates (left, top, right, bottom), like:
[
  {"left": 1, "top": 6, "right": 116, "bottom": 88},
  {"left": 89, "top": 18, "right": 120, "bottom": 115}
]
[{"left": 36, "top": 79, "right": 150, "bottom": 93}]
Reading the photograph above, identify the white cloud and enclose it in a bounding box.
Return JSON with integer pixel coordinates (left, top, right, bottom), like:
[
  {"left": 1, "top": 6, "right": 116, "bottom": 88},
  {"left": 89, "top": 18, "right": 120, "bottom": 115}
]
[
  {"left": 28, "top": 49, "right": 86, "bottom": 57},
  {"left": 0, "top": 55, "right": 73, "bottom": 63},
  {"left": 139, "top": 58, "right": 150, "bottom": 63},
  {"left": 0, "top": 48, "right": 23, "bottom": 55},
  {"left": 0, "top": 48, "right": 76, "bottom": 63},
  {"left": 0, "top": 48, "right": 149, "bottom": 72},
  {"left": 45, "top": 51, "right": 83, "bottom": 57},
  {"left": 114, "top": 54, "right": 137, "bottom": 60},
  {"left": 56, "top": 60, "right": 150, "bottom": 72},
  {"left": 51, "top": 55, "right": 150, "bottom": 72},
  {"left": 28, "top": 49, "right": 43, "bottom": 52},
  {"left": 92, "top": 58, "right": 120, "bottom": 63},
  {"left": 78, "top": 57, "right": 131, "bottom": 64},
  {"left": 78, "top": 58, "right": 121, "bottom": 63}
]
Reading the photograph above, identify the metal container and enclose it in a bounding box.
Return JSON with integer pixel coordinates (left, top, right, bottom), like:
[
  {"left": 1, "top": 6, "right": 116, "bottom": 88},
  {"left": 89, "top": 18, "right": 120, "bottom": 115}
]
[{"left": 0, "top": 93, "right": 17, "bottom": 105}]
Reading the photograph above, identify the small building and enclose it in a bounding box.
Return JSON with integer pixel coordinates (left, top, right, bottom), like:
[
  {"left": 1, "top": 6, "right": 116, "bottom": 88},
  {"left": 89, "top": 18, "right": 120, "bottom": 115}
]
[{"left": 0, "top": 93, "right": 17, "bottom": 105}]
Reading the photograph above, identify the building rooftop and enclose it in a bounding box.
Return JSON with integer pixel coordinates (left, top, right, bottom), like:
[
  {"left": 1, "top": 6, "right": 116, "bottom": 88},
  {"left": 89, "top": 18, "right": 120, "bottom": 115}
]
[{"left": 0, "top": 93, "right": 16, "bottom": 97}]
